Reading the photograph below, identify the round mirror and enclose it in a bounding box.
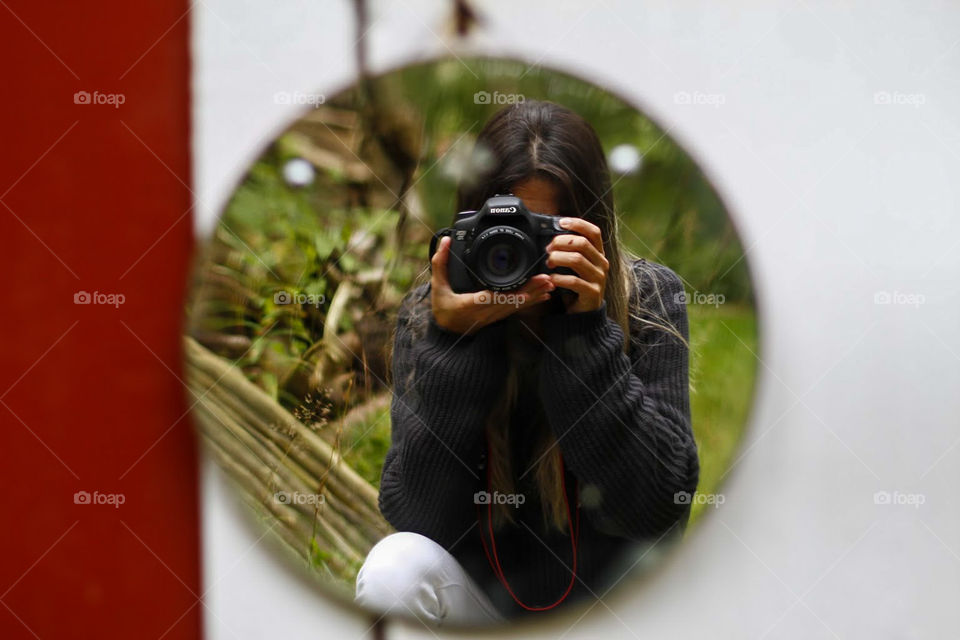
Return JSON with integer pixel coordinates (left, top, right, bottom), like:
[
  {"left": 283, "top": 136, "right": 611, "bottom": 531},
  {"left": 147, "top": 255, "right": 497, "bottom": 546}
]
[{"left": 184, "top": 57, "right": 758, "bottom": 629}]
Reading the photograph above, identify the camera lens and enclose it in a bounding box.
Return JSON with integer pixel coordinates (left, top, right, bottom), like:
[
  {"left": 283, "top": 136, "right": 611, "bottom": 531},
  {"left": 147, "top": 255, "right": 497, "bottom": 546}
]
[
  {"left": 472, "top": 227, "right": 536, "bottom": 290},
  {"left": 485, "top": 243, "right": 518, "bottom": 277}
]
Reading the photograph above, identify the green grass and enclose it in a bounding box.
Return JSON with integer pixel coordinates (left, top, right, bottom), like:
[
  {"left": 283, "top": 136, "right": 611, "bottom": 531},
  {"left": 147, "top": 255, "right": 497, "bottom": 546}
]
[
  {"left": 687, "top": 303, "right": 758, "bottom": 525},
  {"left": 338, "top": 404, "right": 392, "bottom": 491}
]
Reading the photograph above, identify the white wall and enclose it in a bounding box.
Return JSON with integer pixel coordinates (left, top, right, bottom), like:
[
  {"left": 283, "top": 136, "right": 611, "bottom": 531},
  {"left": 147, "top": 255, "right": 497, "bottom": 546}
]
[{"left": 193, "top": 1, "right": 960, "bottom": 638}]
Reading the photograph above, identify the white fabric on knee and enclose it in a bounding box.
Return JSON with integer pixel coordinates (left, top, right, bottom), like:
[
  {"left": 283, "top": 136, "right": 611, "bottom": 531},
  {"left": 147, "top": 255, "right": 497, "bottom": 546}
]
[{"left": 355, "top": 532, "right": 504, "bottom": 627}]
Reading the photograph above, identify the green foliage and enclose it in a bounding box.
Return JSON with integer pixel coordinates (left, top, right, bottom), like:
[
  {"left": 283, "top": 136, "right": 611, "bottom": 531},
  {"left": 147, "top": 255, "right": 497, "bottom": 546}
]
[
  {"left": 188, "top": 150, "right": 410, "bottom": 409},
  {"left": 686, "top": 304, "right": 758, "bottom": 525},
  {"left": 336, "top": 405, "right": 392, "bottom": 490}
]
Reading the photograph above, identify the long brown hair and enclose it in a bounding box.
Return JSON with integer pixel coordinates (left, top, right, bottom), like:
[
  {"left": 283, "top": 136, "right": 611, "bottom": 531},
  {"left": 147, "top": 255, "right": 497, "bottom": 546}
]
[{"left": 402, "top": 100, "right": 683, "bottom": 531}]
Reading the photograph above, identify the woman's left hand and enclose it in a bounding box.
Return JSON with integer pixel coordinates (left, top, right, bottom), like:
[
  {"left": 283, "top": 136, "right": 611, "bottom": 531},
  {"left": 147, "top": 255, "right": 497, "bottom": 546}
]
[{"left": 545, "top": 217, "right": 609, "bottom": 314}]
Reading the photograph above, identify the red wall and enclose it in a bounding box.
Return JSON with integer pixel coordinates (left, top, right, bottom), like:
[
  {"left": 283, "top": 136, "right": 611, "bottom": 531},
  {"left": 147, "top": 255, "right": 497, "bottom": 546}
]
[{"left": 0, "top": 2, "right": 200, "bottom": 638}]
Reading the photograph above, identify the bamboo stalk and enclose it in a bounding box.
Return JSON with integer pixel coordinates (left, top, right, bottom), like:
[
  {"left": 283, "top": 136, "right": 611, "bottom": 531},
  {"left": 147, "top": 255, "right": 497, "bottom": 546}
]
[
  {"left": 184, "top": 354, "right": 385, "bottom": 528},
  {"left": 199, "top": 431, "right": 356, "bottom": 580},
  {"left": 185, "top": 361, "right": 391, "bottom": 540},
  {"left": 205, "top": 391, "right": 382, "bottom": 552},
  {"left": 192, "top": 396, "right": 368, "bottom": 565},
  {"left": 197, "top": 418, "right": 363, "bottom": 582},
  {"left": 183, "top": 334, "right": 401, "bottom": 584},
  {"left": 184, "top": 337, "right": 381, "bottom": 509}
]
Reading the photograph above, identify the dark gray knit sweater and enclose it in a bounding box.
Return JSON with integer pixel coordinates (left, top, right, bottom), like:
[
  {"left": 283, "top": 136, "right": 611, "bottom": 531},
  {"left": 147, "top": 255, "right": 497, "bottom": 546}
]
[{"left": 379, "top": 258, "right": 700, "bottom": 619}]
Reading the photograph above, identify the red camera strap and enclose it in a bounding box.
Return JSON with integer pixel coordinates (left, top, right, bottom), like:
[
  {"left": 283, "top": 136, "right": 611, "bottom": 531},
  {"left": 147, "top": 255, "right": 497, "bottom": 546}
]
[{"left": 477, "top": 437, "right": 581, "bottom": 611}]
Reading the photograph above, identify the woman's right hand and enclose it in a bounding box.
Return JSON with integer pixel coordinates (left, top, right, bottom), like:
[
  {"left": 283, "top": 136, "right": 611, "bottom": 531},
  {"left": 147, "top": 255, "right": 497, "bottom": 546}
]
[{"left": 430, "top": 236, "right": 555, "bottom": 335}]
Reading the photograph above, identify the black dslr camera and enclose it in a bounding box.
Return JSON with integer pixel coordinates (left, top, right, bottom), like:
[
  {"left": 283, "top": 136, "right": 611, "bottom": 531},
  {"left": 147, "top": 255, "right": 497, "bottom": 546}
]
[{"left": 428, "top": 194, "right": 578, "bottom": 293}]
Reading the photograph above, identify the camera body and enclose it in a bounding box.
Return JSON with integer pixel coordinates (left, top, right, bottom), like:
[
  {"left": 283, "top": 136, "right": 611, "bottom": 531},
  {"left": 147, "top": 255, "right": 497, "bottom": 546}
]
[{"left": 429, "top": 194, "right": 579, "bottom": 293}]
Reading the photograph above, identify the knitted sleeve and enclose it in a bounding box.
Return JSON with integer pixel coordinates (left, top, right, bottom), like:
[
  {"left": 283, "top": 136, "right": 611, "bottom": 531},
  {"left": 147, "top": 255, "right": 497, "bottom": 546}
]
[
  {"left": 377, "top": 283, "right": 510, "bottom": 549},
  {"left": 537, "top": 259, "right": 700, "bottom": 541}
]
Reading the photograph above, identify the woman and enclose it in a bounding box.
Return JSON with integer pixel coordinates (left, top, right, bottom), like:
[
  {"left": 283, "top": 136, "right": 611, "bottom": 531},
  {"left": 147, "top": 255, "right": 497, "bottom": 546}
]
[{"left": 355, "top": 100, "right": 700, "bottom": 626}]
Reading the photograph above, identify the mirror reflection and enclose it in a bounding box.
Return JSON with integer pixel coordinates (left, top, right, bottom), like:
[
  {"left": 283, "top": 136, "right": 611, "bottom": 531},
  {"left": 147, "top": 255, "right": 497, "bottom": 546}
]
[{"left": 184, "top": 58, "right": 757, "bottom": 628}]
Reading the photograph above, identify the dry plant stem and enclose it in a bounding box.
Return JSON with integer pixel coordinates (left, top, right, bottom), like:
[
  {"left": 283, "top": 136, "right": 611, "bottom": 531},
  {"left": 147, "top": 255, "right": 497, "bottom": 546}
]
[
  {"left": 192, "top": 399, "right": 366, "bottom": 566},
  {"left": 184, "top": 337, "right": 381, "bottom": 508},
  {"left": 199, "top": 431, "right": 355, "bottom": 580},
  {"left": 192, "top": 388, "right": 378, "bottom": 555},
  {"left": 194, "top": 386, "right": 390, "bottom": 548},
  {"left": 323, "top": 280, "right": 357, "bottom": 366},
  {"left": 184, "top": 357, "right": 391, "bottom": 540}
]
